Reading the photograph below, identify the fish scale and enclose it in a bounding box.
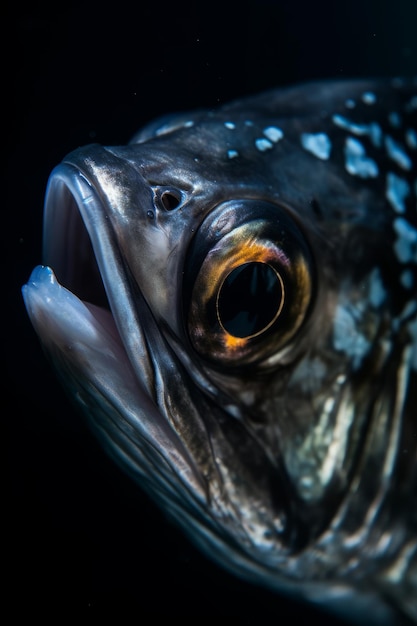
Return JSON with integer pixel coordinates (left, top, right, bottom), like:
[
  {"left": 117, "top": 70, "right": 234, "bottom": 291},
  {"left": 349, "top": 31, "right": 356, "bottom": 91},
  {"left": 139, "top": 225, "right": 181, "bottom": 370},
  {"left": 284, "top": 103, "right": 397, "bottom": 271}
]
[{"left": 23, "top": 78, "right": 417, "bottom": 625}]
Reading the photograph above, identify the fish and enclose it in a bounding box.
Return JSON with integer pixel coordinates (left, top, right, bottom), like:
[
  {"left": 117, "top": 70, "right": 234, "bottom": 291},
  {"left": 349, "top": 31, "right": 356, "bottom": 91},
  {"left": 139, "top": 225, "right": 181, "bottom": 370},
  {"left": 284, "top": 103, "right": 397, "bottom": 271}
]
[{"left": 22, "top": 78, "right": 417, "bottom": 624}]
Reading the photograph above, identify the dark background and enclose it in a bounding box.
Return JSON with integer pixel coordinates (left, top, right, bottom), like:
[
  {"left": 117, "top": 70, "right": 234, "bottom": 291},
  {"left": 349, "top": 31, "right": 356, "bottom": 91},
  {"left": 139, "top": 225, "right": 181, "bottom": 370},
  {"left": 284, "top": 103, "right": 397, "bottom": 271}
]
[{"left": 6, "top": 0, "right": 417, "bottom": 622}]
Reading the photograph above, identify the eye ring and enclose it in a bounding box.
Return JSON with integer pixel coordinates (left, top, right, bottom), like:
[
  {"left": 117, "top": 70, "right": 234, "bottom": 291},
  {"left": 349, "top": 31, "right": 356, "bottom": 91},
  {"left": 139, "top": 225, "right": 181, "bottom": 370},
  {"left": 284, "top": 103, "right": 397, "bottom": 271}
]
[{"left": 183, "top": 199, "right": 315, "bottom": 369}]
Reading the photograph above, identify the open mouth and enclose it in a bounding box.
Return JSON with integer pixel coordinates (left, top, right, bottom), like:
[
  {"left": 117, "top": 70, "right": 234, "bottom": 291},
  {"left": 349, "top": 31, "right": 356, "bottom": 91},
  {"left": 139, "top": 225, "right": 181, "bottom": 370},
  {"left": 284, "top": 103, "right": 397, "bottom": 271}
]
[
  {"left": 43, "top": 173, "right": 109, "bottom": 310},
  {"left": 22, "top": 159, "right": 212, "bottom": 508},
  {"left": 42, "top": 163, "right": 115, "bottom": 312},
  {"left": 22, "top": 159, "right": 135, "bottom": 364}
]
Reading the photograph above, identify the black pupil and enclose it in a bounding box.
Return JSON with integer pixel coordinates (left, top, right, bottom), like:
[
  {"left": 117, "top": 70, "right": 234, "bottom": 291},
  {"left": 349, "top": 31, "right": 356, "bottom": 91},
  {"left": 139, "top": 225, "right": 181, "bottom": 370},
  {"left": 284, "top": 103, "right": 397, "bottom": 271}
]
[{"left": 218, "top": 262, "right": 283, "bottom": 338}]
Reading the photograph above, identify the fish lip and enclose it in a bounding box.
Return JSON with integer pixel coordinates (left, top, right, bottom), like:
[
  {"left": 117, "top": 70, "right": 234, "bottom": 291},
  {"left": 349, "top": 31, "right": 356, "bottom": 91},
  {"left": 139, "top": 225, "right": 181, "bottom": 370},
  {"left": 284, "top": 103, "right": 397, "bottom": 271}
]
[
  {"left": 40, "top": 157, "right": 138, "bottom": 360},
  {"left": 43, "top": 161, "right": 110, "bottom": 309},
  {"left": 43, "top": 153, "right": 139, "bottom": 330},
  {"left": 41, "top": 156, "right": 154, "bottom": 384}
]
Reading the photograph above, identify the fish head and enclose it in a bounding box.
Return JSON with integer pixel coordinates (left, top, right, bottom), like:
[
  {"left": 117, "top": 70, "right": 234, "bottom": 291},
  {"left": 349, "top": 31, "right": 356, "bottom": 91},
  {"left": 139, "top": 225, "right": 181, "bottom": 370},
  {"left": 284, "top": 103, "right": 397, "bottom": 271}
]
[{"left": 22, "top": 79, "right": 417, "bottom": 623}]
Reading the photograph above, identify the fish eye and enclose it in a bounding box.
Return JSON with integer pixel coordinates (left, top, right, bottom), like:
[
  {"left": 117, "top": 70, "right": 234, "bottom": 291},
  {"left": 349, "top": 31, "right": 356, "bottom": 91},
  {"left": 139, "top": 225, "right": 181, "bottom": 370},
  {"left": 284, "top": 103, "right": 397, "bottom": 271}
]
[
  {"left": 183, "top": 200, "right": 315, "bottom": 369},
  {"left": 153, "top": 187, "right": 183, "bottom": 211}
]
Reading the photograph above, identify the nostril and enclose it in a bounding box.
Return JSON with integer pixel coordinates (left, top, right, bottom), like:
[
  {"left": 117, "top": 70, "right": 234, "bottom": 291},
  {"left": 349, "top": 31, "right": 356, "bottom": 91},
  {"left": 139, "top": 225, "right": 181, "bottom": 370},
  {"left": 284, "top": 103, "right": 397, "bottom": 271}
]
[
  {"left": 154, "top": 187, "right": 183, "bottom": 211},
  {"left": 161, "top": 190, "right": 181, "bottom": 210}
]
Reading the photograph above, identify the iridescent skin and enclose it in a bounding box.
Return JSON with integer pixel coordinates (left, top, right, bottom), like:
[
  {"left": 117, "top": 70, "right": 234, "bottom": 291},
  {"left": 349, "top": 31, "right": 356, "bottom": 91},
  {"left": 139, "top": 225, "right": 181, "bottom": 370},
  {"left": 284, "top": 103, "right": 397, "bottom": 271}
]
[{"left": 23, "top": 79, "right": 417, "bottom": 625}]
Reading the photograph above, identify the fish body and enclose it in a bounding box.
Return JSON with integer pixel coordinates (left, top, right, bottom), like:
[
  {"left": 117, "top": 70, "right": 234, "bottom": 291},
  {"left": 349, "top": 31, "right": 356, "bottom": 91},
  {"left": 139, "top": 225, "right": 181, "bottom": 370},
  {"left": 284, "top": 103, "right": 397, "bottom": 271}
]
[{"left": 22, "top": 79, "right": 417, "bottom": 624}]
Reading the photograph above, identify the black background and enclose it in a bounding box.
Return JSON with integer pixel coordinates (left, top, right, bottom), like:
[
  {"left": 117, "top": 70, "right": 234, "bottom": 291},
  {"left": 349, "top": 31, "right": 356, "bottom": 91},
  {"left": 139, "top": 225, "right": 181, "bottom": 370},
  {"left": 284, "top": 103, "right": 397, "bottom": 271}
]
[{"left": 6, "top": 0, "right": 417, "bottom": 622}]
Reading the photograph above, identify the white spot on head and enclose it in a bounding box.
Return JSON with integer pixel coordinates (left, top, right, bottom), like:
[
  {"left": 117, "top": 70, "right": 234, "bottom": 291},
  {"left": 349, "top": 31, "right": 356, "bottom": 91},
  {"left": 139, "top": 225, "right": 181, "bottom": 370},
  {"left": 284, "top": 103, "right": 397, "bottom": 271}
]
[
  {"left": 332, "top": 114, "right": 382, "bottom": 147},
  {"left": 240, "top": 390, "right": 256, "bottom": 405},
  {"left": 388, "top": 112, "right": 402, "bottom": 128},
  {"left": 386, "top": 172, "right": 410, "bottom": 213},
  {"left": 333, "top": 303, "right": 371, "bottom": 369},
  {"left": 385, "top": 135, "right": 412, "bottom": 171},
  {"left": 227, "top": 149, "right": 239, "bottom": 159},
  {"left": 263, "top": 126, "right": 284, "bottom": 142},
  {"left": 362, "top": 92, "right": 376, "bottom": 105},
  {"left": 224, "top": 121, "right": 236, "bottom": 129},
  {"left": 345, "top": 98, "right": 356, "bottom": 108},
  {"left": 393, "top": 217, "right": 417, "bottom": 263},
  {"left": 400, "top": 269, "right": 414, "bottom": 289},
  {"left": 344, "top": 137, "right": 379, "bottom": 178},
  {"left": 225, "top": 404, "right": 242, "bottom": 418},
  {"left": 255, "top": 138, "right": 273, "bottom": 152},
  {"left": 300, "top": 132, "right": 332, "bottom": 160},
  {"left": 300, "top": 475, "right": 314, "bottom": 489},
  {"left": 332, "top": 271, "right": 387, "bottom": 366},
  {"left": 405, "top": 128, "right": 417, "bottom": 150}
]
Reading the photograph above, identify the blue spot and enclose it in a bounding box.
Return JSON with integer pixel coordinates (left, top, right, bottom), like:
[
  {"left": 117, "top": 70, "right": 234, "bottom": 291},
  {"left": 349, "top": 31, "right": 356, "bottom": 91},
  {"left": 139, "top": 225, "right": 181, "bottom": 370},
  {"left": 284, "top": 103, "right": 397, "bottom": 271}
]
[
  {"left": 385, "top": 135, "right": 412, "bottom": 171},
  {"left": 393, "top": 217, "right": 417, "bottom": 263},
  {"left": 362, "top": 92, "right": 376, "bottom": 105},
  {"left": 332, "top": 114, "right": 382, "bottom": 147},
  {"left": 263, "top": 126, "right": 284, "bottom": 142},
  {"left": 224, "top": 122, "right": 236, "bottom": 130},
  {"left": 300, "top": 133, "right": 332, "bottom": 160},
  {"left": 388, "top": 112, "right": 402, "bottom": 128},
  {"left": 392, "top": 300, "right": 417, "bottom": 334},
  {"left": 227, "top": 149, "right": 239, "bottom": 159},
  {"left": 244, "top": 120, "right": 253, "bottom": 126},
  {"left": 386, "top": 172, "right": 410, "bottom": 213},
  {"left": 344, "top": 137, "right": 379, "bottom": 178},
  {"left": 400, "top": 269, "right": 414, "bottom": 289},
  {"left": 255, "top": 138, "right": 273, "bottom": 152},
  {"left": 333, "top": 303, "right": 370, "bottom": 369},
  {"left": 184, "top": 121, "right": 194, "bottom": 128},
  {"left": 345, "top": 99, "right": 356, "bottom": 109},
  {"left": 368, "top": 268, "right": 386, "bottom": 308},
  {"left": 405, "top": 128, "right": 417, "bottom": 150}
]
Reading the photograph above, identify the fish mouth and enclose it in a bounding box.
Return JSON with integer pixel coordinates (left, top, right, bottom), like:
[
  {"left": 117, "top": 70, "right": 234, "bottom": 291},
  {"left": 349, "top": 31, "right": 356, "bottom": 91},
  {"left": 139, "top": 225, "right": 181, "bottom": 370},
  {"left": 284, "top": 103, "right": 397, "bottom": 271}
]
[
  {"left": 31, "top": 152, "right": 168, "bottom": 390},
  {"left": 24, "top": 159, "right": 137, "bottom": 370},
  {"left": 22, "top": 154, "right": 211, "bottom": 506},
  {"left": 42, "top": 167, "right": 109, "bottom": 310}
]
